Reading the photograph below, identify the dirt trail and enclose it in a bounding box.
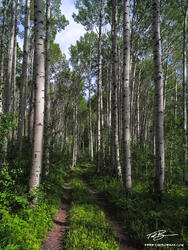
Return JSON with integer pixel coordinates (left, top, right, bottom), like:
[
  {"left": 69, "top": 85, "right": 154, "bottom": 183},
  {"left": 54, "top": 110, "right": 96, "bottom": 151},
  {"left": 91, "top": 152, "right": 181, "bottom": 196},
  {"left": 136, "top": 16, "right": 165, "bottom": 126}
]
[
  {"left": 42, "top": 182, "right": 70, "bottom": 250},
  {"left": 83, "top": 180, "right": 138, "bottom": 250}
]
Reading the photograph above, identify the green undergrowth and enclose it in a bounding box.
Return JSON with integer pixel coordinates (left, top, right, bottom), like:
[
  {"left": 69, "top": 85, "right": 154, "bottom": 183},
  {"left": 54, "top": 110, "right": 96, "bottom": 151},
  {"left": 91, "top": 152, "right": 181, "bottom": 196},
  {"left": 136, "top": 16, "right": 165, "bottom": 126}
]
[
  {"left": 65, "top": 168, "right": 120, "bottom": 250},
  {"left": 0, "top": 158, "right": 69, "bottom": 250},
  {"left": 83, "top": 167, "right": 188, "bottom": 250}
]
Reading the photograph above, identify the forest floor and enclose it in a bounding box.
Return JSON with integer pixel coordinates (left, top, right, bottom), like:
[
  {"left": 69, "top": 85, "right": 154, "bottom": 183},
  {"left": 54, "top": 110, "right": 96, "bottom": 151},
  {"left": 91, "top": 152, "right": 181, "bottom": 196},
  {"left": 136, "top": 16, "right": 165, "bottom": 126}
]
[{"left": 42, "top": 168, "right": 137, "bottom": 250}]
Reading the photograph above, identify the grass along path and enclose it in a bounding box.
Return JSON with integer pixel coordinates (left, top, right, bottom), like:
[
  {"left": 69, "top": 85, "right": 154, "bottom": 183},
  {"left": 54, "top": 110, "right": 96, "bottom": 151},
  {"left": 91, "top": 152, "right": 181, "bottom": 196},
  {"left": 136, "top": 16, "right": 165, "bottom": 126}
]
[
  {"left": 83, "top": 180, "right": 137, "bottom": 250},
  {"left": 65, "top": 168, "right": 120, "bottom": 249}
]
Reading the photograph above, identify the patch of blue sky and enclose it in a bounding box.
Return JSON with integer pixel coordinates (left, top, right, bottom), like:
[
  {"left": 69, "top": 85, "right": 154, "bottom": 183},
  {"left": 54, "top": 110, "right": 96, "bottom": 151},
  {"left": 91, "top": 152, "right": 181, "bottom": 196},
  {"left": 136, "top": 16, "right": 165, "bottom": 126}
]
[{"left": 54, "top": 0, "right": 86, "bottom": 59}]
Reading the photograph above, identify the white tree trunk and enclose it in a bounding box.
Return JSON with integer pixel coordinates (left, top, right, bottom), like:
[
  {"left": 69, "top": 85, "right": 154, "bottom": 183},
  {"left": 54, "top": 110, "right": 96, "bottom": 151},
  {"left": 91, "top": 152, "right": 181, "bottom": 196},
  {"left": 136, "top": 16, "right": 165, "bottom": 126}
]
[
  {"left": 182, "top": 1, "right": 188, "bottom": 183},
  {"left": 44, "top": 0, "right": 51, "bottom": 175},
  {"left": 5, "top": 0, "right": 17, "bottom": 113},
  {"left": 18, "top": 0, "right": 30, "bottom": 152},
  {"left": 11, "top": 3, "right": 18, "bottom": 140},
  {"left": 111, "top": 0, "right": 121, "bottom": 177},
  {"left": 0, "top": 0, "right": 9, "bottom": 113},
  {"left": 72, "top": 98, "right": 78, "bottom": 167},
  {"left": 29, "top": 0, "right": 45, "bottom": 193},
  {"left": 96, "top": 0, "right": 103, "bottom": 172},
  {"left": 152, "top": 0, "right": 165, "bottom": 196},
  {"left": 89, "top": 70, "right": 94, "bottom": 161},
  {"left": 122, "top": 0, "right": 132, "bottom": 190}
]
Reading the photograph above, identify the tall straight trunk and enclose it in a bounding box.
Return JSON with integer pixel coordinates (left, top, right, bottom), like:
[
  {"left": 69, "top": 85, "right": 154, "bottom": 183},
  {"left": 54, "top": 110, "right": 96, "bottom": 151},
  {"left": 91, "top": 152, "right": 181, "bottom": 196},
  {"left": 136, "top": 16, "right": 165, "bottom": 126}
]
[
  {"left": 130, "top": 62, "right": 136, "bottom": 139},
  {"left": 11, "top": 3, "right": 18, "bottom": 141},
  {"left": 152, "top": 0, "right": 165, "bottom": 196},
  {"left": 28, "top": 48, "right": 35, "bottom": 145},
  {"left": 29, "top": 0, "right": 45, "bottom": 193},
  {"left": 72, "top": 93, "right": 78, "bottom": 167},
  {"left": 118, "top": 46, "right": 123, "bottom": 147},
  {"left": 44, "top": 0, "right": 51, "bottom": 175},
  {"left": 5, "top": 0, "right": 17, "bottom": 113},
  {"left": 88, "top": 67, "right": 94, "bottom": 161},
  {"left": 18, "top": 0, "right": 30, "bottom": 152},
  {"left": 0, "top": 0, "right": 9, "bottom": 113},
  {"left": 107, "top": 64, "right": 112, "bottom": 154},
  {"left": 182, "top": 1, "right": 188, "bottom": 183},
  {"left": 111, "top": 0, "right": 121, "bottom": 177},
  {"left": 136, "top": 68, "right": 141, "bottom": 142},
  {"left": 96, "top": 0, "right": 103, "bottom": 172},
  {"left": 163, "top": 61, "right": 168, "bottom": 110},
  {"left": 174, "top": 72, "right": 178, "bottom": 119},
  {"left": 122, "top": 0, "right": 132, "bottom": 190}
]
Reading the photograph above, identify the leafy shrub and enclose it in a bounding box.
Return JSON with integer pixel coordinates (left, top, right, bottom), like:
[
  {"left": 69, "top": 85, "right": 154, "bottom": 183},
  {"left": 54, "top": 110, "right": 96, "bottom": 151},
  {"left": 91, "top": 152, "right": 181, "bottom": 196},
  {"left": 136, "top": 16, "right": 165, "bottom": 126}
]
[{"left": 0, "top": 162, "right": 68, "bottom": 250}]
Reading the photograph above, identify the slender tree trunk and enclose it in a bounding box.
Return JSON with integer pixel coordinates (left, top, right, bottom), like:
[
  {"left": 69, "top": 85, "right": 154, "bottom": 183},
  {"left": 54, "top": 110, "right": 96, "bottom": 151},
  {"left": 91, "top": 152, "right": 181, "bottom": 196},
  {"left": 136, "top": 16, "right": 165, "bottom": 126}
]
[
  {"left": 122, "top": 0, "right": 132, "bottom": 190},
  {"left": 44, "top": 0, "right": 51, "bottom": 175},
  {"left": 174, "top": 72, "right": 178, "bottom": 119},
  {"left": 29, "top": 0, "right": 45, "bottom": 194},
  {"left": 182, "top": 2, "right": 188, "bottom": 183},
  {"left": 18, "top": 0, "right": 30, "bottom": 152},
  {"left": 0, "top": 0, "right": 9, "bottom": 113},
  {"left": 108, "top": 64, "right": 112, "bottom": 156},
  {"left": 137, "top": 68, "right": 141, "bottom": 142},
  {"left": 130, "top": 62, "right": 136, "bottom": 138},
  {"left": 5, "top": 0, "right": 17, "bottom": 114},
  {"left": 11, "top": 3, "right": 18, "bottom": 141},
  {"left": 96, "top": 0, "right": 103, "bottom": 172},
  {"left": 152, "top": 0, "right": 165, "bottom": 197},
  {"left": 89, "top": 68, "right": 94, "bottom": 161},
  {"left": 72, "top": 81, "right": 78, "bottom": 168},
  {"left": 163, "top": 61, "right": 168, "bottom": 110},
  {"left": 111, "top": 0, "right": 121, "bottom": 177},
  {"left": 28, "top": 48, "right": 35, "bottom": 145}
]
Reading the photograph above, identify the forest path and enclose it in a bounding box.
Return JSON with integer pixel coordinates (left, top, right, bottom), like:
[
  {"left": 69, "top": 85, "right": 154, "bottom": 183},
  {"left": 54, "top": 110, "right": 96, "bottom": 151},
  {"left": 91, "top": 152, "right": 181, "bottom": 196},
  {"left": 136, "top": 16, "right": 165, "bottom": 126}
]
[
  {"left": 42, "top": 181, "right": 70, "bottom": 250},
  {"left": 82, "top": 179, "right": 137, "bottom": 250}
]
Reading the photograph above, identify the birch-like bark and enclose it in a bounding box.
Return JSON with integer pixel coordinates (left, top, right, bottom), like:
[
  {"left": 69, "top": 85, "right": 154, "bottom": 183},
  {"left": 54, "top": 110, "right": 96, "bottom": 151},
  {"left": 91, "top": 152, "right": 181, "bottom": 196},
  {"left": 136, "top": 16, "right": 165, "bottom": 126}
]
[
  {"left": 174, "top": 72, "right": 178, "bottom": 119},
  {"left": 111, "top": 0, "right": 121, "bottom": 177},
  {"left": 122, "top": 0, "right": 132, "bottom": 190},
  {"left": 152, "top": 0, "right": 165, "bottom": 196},
  {"left": 28, "top": 48, "right": 35, "bottom": 145},
  {"left": 107, "top": 64, "right": 112, "bottom": 154},
  {"left": 5, "top": 0, "right": 17, "bottom": 113},
  {"left": 182, "top": 1, "right": 188, "bottom": 183},
  {"left": 0, "top": 0, "right": 9, "bottom": 113},
  {"left": 130, "top": 62, "right": 136, "bottom": 138},
  {"left": 29, "top": 0, "right": 45, "bottom": 193},
  {"left": 88, "top": 65, "right": 94, "bottom": 161},
  {"left": 18, "top": 0, "right": 30, "bottom": 152},
  {"left": 44, "top": 0, "right": 51, "bottom": 175},
  {"left": 137, "top": 68, "right": 141, "bottom": 142},
  {"left": 11, "top": 2, "right": 18, "bottom": 140},
  {"left": 163, "top": 61, "right": 168, "bottom": 110},
  {"left": 72, "top": 88, "right": 78, "bottom": 167},
  {"left": 96, "top": 0, "right": 103, "bottom": 172}
]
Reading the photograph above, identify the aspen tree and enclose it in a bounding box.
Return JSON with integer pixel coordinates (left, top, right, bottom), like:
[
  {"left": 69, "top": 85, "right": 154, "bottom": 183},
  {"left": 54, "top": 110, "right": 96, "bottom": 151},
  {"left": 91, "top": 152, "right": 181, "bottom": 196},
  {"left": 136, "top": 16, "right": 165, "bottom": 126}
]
[
  {"left": 0, "top": 0, "right": 9, "bottom": 113},
  {"left": 122, "top": 0, "right": 132, "bottom": 190},
  {"left": 72, "top": 91, "right": 78, "bottom": 167},
  {"left": 97, "top": 0, "right": 103, "bottom": 172},
  {"left": 18, "top": 0, "right": 30, "bottom": 152},
  {"left": 11, "top": 0, "right": 18, "bottom": 140},
  {"left": 182, "top": 0, "right": 188, "bottom": 183},
  {"left": 5, "top": 0, "right": 17, "bottom": 113},
  {"left": 111, "top": 0, "right": 121, "bottom": 177},
  {"left": 152, "top": 0, "right": 165, "bottom": 197},
  {"left": 44, "top": 0, "right": 51, "bottom": 175},
  {"left": 29, "top": 0, "right": 45, "bottom": 193}
]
